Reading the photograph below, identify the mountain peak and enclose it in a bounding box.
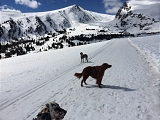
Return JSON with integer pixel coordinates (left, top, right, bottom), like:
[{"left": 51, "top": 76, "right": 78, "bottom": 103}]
[
  {"left": 115, "top": 2, "right": 131, "bottom": 19},
  {"left": 73, "top": 4, "right": 79, "bottom": 7},
  {"left": 69, "top": 4, "right": 82, "bottom": 12}
]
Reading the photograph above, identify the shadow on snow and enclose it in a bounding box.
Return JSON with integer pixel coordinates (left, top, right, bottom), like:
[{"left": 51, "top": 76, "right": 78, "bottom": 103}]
[{"left": 85, "top": 84, "right": 136, "bottom": 91}]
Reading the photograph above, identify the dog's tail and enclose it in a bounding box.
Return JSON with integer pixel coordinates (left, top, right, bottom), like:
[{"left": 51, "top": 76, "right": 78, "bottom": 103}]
[{"left": 74, "top": 72, "right": 83, "bottom": 79}]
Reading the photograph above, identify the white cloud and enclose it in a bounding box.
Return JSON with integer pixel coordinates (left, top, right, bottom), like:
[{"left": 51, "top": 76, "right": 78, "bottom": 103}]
[
  {"left": 15, "top": 0, "right": 41, "bottom": 9},
  {"left": 0, "top": 5, "right": 21, "bottom": 12},
  {"left": 103, "top": 0, "right": 123, "bottom": 14}
]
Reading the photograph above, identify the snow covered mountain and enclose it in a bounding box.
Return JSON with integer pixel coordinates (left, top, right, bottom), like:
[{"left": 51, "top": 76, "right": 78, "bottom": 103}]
[
  {"left": 0, "top": 1, "right": 160, "bottom": 41},
  {"left": 0, "top": 4, "right": 114, "bottom": 41},
  {"left": 106, "top": 0, "right": 160, "bottom": 34}
]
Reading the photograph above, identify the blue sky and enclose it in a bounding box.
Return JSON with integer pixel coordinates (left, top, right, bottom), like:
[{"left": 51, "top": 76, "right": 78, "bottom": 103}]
[{"left": 0, "top": 0, "right": 126, "bottom": 14}]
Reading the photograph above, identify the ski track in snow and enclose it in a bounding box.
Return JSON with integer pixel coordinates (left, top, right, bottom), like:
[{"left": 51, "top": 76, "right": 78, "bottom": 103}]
[{"left": 0, "top": 37, "right": 160, "bottom": 120}]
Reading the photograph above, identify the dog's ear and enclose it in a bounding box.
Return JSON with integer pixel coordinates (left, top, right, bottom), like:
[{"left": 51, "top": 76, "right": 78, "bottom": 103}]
[
  {"left": 102, "top": 63, "right": 107, "bottom": 68},
  {"left": 51, "top": 102, "right": 60, "bottom": 108},
  {"left": 45, "top": 103, "right": 49, "bottom": 108}
]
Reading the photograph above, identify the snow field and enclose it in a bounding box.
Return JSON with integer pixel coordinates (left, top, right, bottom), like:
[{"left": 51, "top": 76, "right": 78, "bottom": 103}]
[{"left": 0, "top": 35, "right": 160, "bottom": 120}]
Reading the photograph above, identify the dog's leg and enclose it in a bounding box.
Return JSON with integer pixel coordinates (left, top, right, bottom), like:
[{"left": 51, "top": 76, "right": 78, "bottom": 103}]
[
  {"left": 96, "top": 80, "right": 98, "bottom": 84},
  {"left": 83, "top": 79, "right": 88, "bottom": 85},
  {"left": 96, "top": 77, "right": 103, "bottom": 84},
  {"left": 99, "top": 74, "right": 104, "bottom": 85},
  {"left": 97, "top": 79, "right": 102, "bottom": 88},
  {"left": 100, "top": 78, "right": 103, "bottom": 85},
  {"left": 96, "top": 81, "right": 102, "bottom": 85},
  {"left": 81, "top": 58, "right": 84, "bottom": 63},
  {"left": 81, "top": 74, "right": 89, "bottom": 87},
  {"left": 81, "top": 80, "right": 84, "bottom": 87},
  {"left": 97, "top": 77, "right": 103, "bottom": 85},
  {"left": 86, "top": 57, "right": 88, "bottom": 63},
  {"left": 85, "top": 58, "right": 87, "bottom": 63}
]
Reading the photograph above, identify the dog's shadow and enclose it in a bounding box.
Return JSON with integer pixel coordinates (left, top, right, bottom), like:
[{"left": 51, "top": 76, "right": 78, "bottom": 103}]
[
  {"left": 81, "top": 61, "right": 93, "bottom": 63},
  {"left": 87, "top": 61, "right": 93, "bottom": 63},
  {"left": 86, "top": 84, "right": 136, "bottom": 91}
]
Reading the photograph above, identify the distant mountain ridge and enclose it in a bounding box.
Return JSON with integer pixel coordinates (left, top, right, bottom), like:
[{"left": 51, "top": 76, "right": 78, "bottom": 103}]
[{"left": 0, "top": 4, "right": 114, "bottom": 41}]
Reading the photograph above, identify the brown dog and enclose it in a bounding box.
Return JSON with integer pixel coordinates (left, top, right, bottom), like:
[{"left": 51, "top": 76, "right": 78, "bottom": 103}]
[{"left": 74, "top": 63, "right": 112, "bottom": 88}]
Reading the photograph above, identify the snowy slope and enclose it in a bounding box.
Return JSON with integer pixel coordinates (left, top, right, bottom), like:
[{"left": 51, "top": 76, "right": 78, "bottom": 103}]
[{"left": 0, "top": 35, "right": 159, "bottom": 120}]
